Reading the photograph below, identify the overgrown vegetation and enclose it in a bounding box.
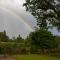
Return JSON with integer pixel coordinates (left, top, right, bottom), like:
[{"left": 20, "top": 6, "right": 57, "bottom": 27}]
[{"left": 0, "top": 30, "right": 60, "bottom": 56}]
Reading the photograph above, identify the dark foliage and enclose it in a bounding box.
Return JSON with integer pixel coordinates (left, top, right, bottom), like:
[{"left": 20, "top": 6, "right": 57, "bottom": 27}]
[{"left": 23, "top": 0, "right": 60, "bottom": 30}]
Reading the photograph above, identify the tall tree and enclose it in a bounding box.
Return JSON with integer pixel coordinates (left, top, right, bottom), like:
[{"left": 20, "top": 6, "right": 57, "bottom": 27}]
[
  {"left": 23, "top": 0, "right": 60, "bottom": 29},
  {"left": 29, "top": 29, "right": 57, "bottom": 49},
  {"left": 0, "top": 30, "right": 9, "bottom": 42},
  {"left": 15, "top": 35, "right": 24, "bottom": 43},
  {"left": 3, "top": 30, "right": 9, "bottom": 41}
]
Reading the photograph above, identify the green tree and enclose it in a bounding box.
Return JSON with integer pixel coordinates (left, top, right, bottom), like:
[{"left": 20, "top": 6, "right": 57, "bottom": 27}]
[
  {"left": 25, "top": 36, "right": 32, "bottom": 47},
  {"left": 15, "top": 35, "right": 24, "bottom": 43},
  {"left": 23, "top": 0, "right": 60, "bottom": 29},
  {"left": 0, "top": 30, "right": 9, "bottom": 42},
  {"left": 3, "top": 30, "right": 9, "bottom": 42},
  {"left": 29, "top": 29, "right": 57, "bottom": 50}
]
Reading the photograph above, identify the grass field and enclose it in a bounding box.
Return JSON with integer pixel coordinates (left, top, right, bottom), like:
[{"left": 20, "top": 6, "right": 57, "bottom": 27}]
[{"left": 13, "top": 55, "right": 60, "bottom": 60}]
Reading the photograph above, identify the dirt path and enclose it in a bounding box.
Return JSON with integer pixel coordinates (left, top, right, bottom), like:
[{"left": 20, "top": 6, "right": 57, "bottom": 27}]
[{"left": 0, "top": 55, "right": 15, "bottom": 60}]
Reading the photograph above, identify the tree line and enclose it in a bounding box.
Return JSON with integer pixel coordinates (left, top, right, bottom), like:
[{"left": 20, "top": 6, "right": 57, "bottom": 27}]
[{"left": 0, "top": 29, "right": 60, "bottom": 56}]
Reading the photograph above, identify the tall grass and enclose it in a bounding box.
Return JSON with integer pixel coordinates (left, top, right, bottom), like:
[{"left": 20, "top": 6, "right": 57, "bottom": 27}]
[{"left": 13, "top": 55, "right": 60, "bottom": 60}]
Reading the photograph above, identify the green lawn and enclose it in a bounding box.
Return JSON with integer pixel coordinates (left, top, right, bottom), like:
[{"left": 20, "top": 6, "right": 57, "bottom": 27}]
[{"left": 13, "top": 55, "right": 60, "bottom": 60}]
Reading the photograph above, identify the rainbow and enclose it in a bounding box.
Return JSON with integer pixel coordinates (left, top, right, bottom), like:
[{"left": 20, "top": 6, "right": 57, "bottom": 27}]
[{"left": 0, "top": 6, "right": 33, "bottom": 31}]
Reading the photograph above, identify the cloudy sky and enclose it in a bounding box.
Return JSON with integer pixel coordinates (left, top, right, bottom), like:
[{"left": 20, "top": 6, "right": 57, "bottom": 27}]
[
  {"left": 0, "top": 0, "right": 37, "bottom": 38},
  {"left": 0, "top": 0, "right": 60, "bottom": 38}
]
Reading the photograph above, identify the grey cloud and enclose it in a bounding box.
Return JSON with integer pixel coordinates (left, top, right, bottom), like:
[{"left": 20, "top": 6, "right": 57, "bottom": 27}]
[{"left": 0, "top": 0, "right": 35, "bottom": 38}]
